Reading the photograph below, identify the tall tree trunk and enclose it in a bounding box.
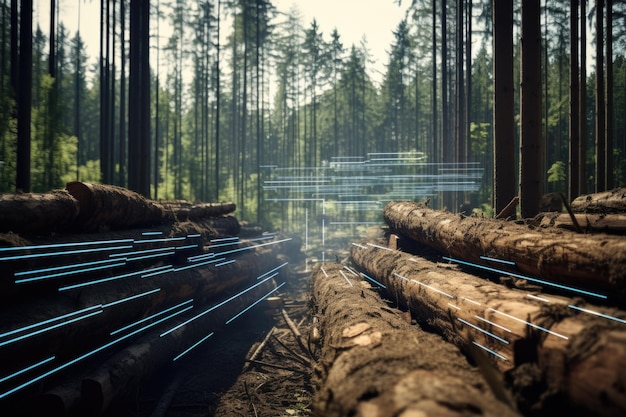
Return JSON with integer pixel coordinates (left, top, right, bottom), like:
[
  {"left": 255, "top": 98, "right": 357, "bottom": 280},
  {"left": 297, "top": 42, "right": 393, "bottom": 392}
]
[
  {"left": 119, "top": 0, "right": 126, "bottom": 187},
  {"left": 519, "top": 0, "right": 542, "bottom": 218},
  {"left": 215, "top": 0, "right": 221, "bottom": 201},
  {"left": 16, "top": 0, "right": 32, "bottom": 192},
  {"left": 569, "top": 0, "right": 580, "bottom": 200},
  {"left": 605, "top": 0, "right": 613, "bottom": 189},
  {"left": 493, "top": 0, "right": 515, "bottom": 216},
  {"left": 579, "top": 0, "right": 587, "bottom": 194},
  {"left": 595, "top": 0, "right": 605, "bottom": 192}
]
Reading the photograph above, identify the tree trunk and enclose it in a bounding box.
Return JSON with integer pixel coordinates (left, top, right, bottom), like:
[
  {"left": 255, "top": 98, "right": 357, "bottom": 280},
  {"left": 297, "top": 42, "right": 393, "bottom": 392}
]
[
  {"left": 0, "top": 189, "right": 79, "bottom": 235},
  {"left": 350, "top": 243, "right": 626, "bottom": 417},
  {"left": 310, "top": 263, "right": 521, "bottom": 417},
  {"left": 66, "top": 181, "right": 164, "bottom": 232},
  {"left": 539, "top": 211, "right": 626, "bottom": 234},
  {"left": 383, "top": 201, "right": 626, "bottom": 301},
  {"left": 570, "top": 187, "right": 626, "bottom": 213},
  {"left": 160, "top": 200, "right": 236, "bottom": 221},
  {"left": 569, "top": 0, "right": 580, "bottom": 200}
]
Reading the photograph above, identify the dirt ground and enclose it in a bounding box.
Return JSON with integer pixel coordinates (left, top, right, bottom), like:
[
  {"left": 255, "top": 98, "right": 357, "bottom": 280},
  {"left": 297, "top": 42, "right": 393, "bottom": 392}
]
[{"left": 101, "top": 266, "right": 314, "bottom": 417}]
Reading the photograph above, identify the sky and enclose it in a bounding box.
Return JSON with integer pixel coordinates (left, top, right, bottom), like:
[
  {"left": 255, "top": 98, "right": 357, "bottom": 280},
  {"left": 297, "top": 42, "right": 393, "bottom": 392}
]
[{"left": 34, "top": 0, "right": 409, "bottom": 86}]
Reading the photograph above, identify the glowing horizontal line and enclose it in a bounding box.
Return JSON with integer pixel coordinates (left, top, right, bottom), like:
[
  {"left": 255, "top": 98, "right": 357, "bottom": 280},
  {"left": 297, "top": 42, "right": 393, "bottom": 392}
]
[
  {"left": 109, "top": 246, "right": 174, "bottom": 258},
  {"left": 330, "top": 222, "right": 381, "bottom": 225},
  {"left": 0, "top": 310, "right": 103, "bottom": 348},
  {"left": 214, "top": 238, "right": 292, "bottom": 256},
  {"left": 479, "top": 256, "right": 516, "bottom": 266},
  {"left": 125, "top": 251, "right": 175, "bottom": 262},
  {"left": 14, "top": 258, "right": 122, "bottom": 276},
  {"left": 160, "top": 276, "right": 275, "bottom": 337},
  {"left": 442, "top": 256, "right": 607, "bottom": 300},
  {"left": 0, "top": 239, "right": 134, "bottom": 252},
  {"left": 226, "top": 282, "right": 286, "bottom": 324},
  {"left": 210, "top": 237, "right": 239, "bottom": 243},
  {"left": 0, "top": 305, "right": 102, "bottom": 339},
  {"left": 0, "top": 245, "right": 134, "bottom": 261},
  {"left": 568, "top": 305, "right": 626, "bottom": 324},
  {"left": 58, "top": 268, "right": 152, "bottom": 291},
  {"left": 142, "top": 231, "right": 163, "bottom": 236},
  {"left": 102, "top": 288, "right": 161, "bottom": 308},
  {"left": 257, "top": 262, "right": 288, "bottom": 280},
  {"left": 400, "top": 275, "right": 454, "bottom": 299},
  {"left": 0, "top": 304, "right": 193, "bottom": 399},
  {"left": 448, "top": 303, "right": 460, "bottom": 310},
  {"left": 366, "top": 242, "right": 392, "bottom": 251},
  {"left": 173, "top": 332, "right": 215, "bottom": 361},
  {"left": 340, "top": 270, "right": 353, "bottom": 287},
  {"left": 474, "top": 315, "right": 512, "bottom": 333},
  {"left": 461, "top": 296, "right": 481, "bottom": 306},
  {"left": 472, "top": 341, "right": 508, "bottom": 361},
  {"left": 142, "top": 266, "right": 174, "bottom": 278},
  {"left": 14, "top": 262, "right": 127, "bottom": 284},
  {"left": 527, "top": 294, "right": 551, "bottom": 303},
  {"left": 247, "top": 236, "right": 276, "bottom": 242},
  {"left": 187, "top": 234, "right": 201, "bottom": 238},
  {"left": 215, "top": 260, "right": 236, "bottom": 267},
  {"left": 176, "top": 244, "right": 199, "bottom": 250},
  {"left": 110, "top": 299, "right": 194, "bottom": 335},
  {"left": 488, "top": 308, "right": 569, "bottom": 340},
  {"left": 344, "top": 266, "right": 359, "bottom": 277},
  {"left": 0, "top": 356, "right": 56, "bottom": 383},
  {"left": 187, "top": 253, "right": 217, "bottom": 262},
  {"left": 174, "top": 258, "right": 226, "bottom": 272},
  {"left": 134, "top": 237, "right": 186, "bottom": 244},
  {"left": 457, "top": 318, "right": 509, "bottom": 344},
  {"left": 209, "top": 240, "right": 242, "bottom": 248},
  {"left": 360, "top": 272, "right": 386, "bottom": 288},
  {"left": 351, "top": 243, "right": 367, "bottom": 249}
]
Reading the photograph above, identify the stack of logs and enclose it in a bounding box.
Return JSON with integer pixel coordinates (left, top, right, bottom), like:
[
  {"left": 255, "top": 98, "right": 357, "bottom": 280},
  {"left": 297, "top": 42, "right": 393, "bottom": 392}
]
[
  {"left": 0, "top": 182, "right": 291, "bottom": 416},
  {"left": 311, "top": 187, "right": 626, "bottom": 417}
]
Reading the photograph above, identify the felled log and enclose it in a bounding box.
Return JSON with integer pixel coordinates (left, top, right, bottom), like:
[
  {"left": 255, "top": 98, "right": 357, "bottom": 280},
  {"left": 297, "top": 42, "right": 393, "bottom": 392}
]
[
  {"left": 65, "top": 181, "right": 165, "bottom": 232},
  {"left": 80, "top": 276, "right": 279, "bottom": 416},
  {"left": 160, "top": 200, "right": 236, "bottom": 221},
  {"left": 539, "top": 212, "right": 626, "bottom": 234},
  {"left": 383, "top": 201, "right": 626, "bottom": 302},
  {"left": 310, "top": 263, "right": 521, "bottom": 417},
  {"left": 351, "top": 243, "right": 626, "bottom": 417},
  {"left": 571, "top": 187, "right": 626, "bottom": 213},
  {"left": 0, "top": 190, "right": 79, "bottom": 235}
]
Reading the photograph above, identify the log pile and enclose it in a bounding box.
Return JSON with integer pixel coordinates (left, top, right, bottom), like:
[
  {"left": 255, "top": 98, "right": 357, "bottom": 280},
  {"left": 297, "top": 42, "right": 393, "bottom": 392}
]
[
  {"left": 336, "top": 187, "right": 626, "bottom": 417},
  {"left": 0, "top": 183, "right": 291, "bottom": 416}
]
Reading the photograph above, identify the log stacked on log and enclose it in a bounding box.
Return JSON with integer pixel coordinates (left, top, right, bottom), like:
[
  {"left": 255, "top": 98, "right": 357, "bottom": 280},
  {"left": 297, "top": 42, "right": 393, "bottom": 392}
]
[
  {"left": 310, "top": 263, "right": 521, "bottom": 417},
  {"left": 0, "top": 184, "right": 290, "bottom": 417},
  {"left": 383, "top": 201, "right": 626, "bottom": 303},
  {"left": 0, "top": 190, "right": 79, "bottom": 235},
  {"left": 570, "top": 187, "right": 626, "bottom": 213},
  {"left": 350, "top": 243, "right": 626, "bottom": 417}
]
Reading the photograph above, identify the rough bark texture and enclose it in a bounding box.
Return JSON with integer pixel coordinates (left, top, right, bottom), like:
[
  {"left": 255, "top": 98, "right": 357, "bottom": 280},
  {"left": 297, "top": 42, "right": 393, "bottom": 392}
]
[
  {"left": 160, "top": 200, "right": 237, "bottom": 221},
  {"left": 0, "top": 189, "right": 79, "bottom": 235},
  {"left": 350, "top": 243, "right": 626, "bottom": 417},
  {"left": 538, "top": 212, "right": 626, "bottom": 234},
  {"left": 383, "top": 201, "right": 626, "bottom": 303},
  {"left": 310, "top": 263, "right": 522, "bottom": 417},
  {"left": 570, "top": 187, "right": 626, "bottom": 213},
  {"left": 66, "top": 181, "right": 165, "bottom": 232}
]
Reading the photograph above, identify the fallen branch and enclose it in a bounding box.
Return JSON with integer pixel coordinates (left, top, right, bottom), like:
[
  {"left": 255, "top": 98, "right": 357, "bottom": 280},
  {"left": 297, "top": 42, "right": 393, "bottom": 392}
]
[{"left": 281, "top": 308, "right": 311, "bottom": 358}]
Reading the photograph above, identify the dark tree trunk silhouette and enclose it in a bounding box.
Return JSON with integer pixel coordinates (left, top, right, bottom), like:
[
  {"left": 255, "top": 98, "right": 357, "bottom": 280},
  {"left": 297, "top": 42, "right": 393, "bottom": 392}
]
[
  {"left": 16, "top": 0, "right": 32, "bottom": 192},
  {"left": 569, "top": 0, "right": 580, "bottom": 200},
  {"left": 595, "top": 0, "right": 605, "bottom": 192}
]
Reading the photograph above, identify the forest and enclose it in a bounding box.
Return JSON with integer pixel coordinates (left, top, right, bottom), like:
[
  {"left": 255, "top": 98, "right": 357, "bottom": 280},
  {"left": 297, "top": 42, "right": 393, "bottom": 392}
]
[{"left": 1, "top": 0, "right": 625, "bottom": 231}]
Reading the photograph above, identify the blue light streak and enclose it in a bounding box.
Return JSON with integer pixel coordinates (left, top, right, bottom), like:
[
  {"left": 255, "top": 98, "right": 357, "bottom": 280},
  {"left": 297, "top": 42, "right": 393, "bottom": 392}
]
[
  {"left": 257, "top": 262, "right": 288, "bottom": 280},
  {"left": 142, "top": 231, "right": 163, "bottom": 236},
  {"left": 0, "top": 310, "right": 103, "bottom": 348},
  {"left": 173, "top": 332, "right": 214, "bottom": 361},
  {"left": 210, "top": 237, "right": 239, "bottom": 243},
  {"left": 442, "top": 256, "right": 607, "bottom": 300},
  {"left": 343, "top": 266, "right": 359, "bottom": 277},
  {"left": 0, "top": 305, "right": 102, "bottom": 339},
  {"left": 102, "top": 288, "right": 161, "bottom": 308},
  {"left": 0, "top": 238, "right": 133, "bottom": 252},
  {"left": 58, "top": 267, "right": 157, "bottom": 291},
  {"left": 213, "top": 238, "right": 292, "bottom": 256},
  {"left": 160, "top": 275, "right": 276, "bottom": 337},
  {"left": 14, "top": 258, "right": 122, "bottom": 277},
  {"left": 141, "top": 265, "right": 174, "bottom": 278},
  {"left": 457, "top": 318, "right": 510, "bottom": 344},
  {"left": 125, "top": 251, "right": 176, "bottom": 262},
  {"left": 471, "top": 341, "right": 509, "bottom": 361},
  {"left": 209, "top": 240, "right": 242, "bottom": 248},
  {"left": 134, "top": 237, "right": 186, "bottom": 244},
  {"left": 109, "top": 246, "right": 175, "bottom": 258},
  {"left": 487, "top": 308, "right": 569, "bottom": 340},
  {"left": 0, "top": 356, "right": 55, "bottom": 383},
  {"left": 479, "top": 256, "right": 516, "bottom": 266},
  {"left": 225, "top": 282, "right": 286, "bottom": 324},
  {"left": 0, "top": 245, "right": 134, "bottom": 261},
  {"left": 14, "top": 261, "right": 127, "bottom": 284},
  {"left": 568, "top": 305, "right": 626, "bottom": 324},
  {"left": 474, "top": 315, "right": 512, "bottom": 333},
  {"left": 359, "top": 272, "right": 387, "bottom": 288},
  {"left": 175, "top": 244, "right": 200, "bottom": 251},
  {"left": 173, "top": 257, "right": 226, "bottom": 272},
  {"left": 0, "top": 303, "right": 193, "bottom": 399},
  {"left": 187, "top": 234, "right": 202, "bottom": 238},
  {"left": 187, "top": 253, "right": 217, "bottom": 262},
  {"left": 351, "top": 243, "right": 367, "bottom": 249},
  {"left": 110, "top": 299, "right": 193, "bottom": 335},
  {"left": 366, "top": 242, "right": 392, "bottom": 251},
  {"left": 215, "top": 260, "right": 236, "bottom": 267},
  {"left": 339, "top": 270, "right": 353, "bottom": 287}
]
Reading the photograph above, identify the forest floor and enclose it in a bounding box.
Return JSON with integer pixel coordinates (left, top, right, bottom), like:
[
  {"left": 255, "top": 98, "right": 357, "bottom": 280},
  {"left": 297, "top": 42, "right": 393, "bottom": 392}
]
[{"left": 101, "top": 261, "right": 315, "bottom": 417}]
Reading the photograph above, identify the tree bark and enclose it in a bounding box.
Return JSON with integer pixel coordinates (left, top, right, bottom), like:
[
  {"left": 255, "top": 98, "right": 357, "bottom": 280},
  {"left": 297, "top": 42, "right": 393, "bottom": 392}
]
[
  {"left": 350, "top": 243, "right": 626, "bottom": 417},
  {"left": 570, "top": 187, "right": 626, "bottom": 213},
  {"left": 65, "top": 181, "right": 165, "bottom": 232},
  {"left": 310, "top": 263, "right": 521, "bottom": 417},
  {"left": 0, "top": 189, "right": 79, "bottom": 235},
  {"left": 383, "top": 201, "right": 626, "bottom": 301},
  {"left": 160, "top": 200, "right": 237, "bottom": 221},
  {"left": 538, "top": 212, "right": 626, "bottom": 234}
]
